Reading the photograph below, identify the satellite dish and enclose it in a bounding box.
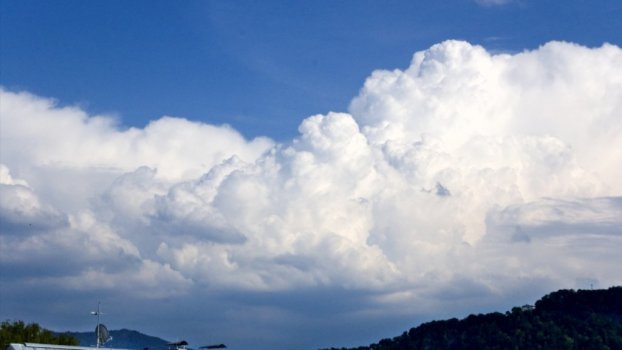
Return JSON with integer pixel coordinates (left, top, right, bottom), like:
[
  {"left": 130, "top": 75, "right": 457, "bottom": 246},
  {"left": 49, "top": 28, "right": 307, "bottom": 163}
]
[
  {"left": 167, "top": 341, "right": 189, "bottom": 350},
  {"left": 95, "top": 324, "right": 111, "bottom": 346}
]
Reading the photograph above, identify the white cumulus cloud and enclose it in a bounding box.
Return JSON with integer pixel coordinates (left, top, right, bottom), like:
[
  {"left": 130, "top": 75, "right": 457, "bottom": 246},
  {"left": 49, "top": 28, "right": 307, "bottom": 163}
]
[{"left": 1, "top": 40, "right": 621, "bottom": 349}]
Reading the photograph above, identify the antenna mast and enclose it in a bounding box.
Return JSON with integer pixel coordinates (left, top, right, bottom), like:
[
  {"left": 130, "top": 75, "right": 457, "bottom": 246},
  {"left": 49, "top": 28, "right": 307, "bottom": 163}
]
[{"left": 91, "top": 302, "right": 101, "bottom": 348}]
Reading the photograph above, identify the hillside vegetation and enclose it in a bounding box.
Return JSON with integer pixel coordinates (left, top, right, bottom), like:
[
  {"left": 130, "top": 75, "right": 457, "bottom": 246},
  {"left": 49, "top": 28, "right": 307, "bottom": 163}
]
[
  {"left": 0, "top": 321, "right": 78, "bottom": 349},
  {"left": 325, "top": 286, "right": 622, "bottom": 350}
]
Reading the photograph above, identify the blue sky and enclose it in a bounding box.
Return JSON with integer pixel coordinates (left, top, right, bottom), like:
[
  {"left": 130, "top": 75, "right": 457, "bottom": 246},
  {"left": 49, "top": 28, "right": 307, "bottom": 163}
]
[
  {"left": 3, "top": 0, "right": 620, "bottom": 140},
  {"left": 1, "top": 1, "right": 622, "bottom": 350}
]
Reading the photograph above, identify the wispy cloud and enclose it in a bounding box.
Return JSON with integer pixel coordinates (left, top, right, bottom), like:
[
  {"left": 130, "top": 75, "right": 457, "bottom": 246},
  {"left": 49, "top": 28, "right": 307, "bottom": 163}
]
[{"left": 475, "top": 0, "right": 516, "bottom": 6}]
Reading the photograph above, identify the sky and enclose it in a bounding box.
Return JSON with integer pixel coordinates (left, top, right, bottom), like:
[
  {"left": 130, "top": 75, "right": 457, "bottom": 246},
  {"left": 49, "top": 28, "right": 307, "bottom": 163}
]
[{"left": 1, "top": 0, "right": 622, "bottom": 349}]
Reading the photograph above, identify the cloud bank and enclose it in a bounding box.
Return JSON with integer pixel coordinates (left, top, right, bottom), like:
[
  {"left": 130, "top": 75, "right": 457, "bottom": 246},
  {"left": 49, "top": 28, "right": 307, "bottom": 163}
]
[{"left": 1, "top": 40, "right": 622, "bottom": 348}]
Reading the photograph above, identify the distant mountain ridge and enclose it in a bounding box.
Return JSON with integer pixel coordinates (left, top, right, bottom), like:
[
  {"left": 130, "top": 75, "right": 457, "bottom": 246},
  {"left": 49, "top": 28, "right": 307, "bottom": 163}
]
[{"left": 65, "top": 329, "right": 169, "bottom": 350}]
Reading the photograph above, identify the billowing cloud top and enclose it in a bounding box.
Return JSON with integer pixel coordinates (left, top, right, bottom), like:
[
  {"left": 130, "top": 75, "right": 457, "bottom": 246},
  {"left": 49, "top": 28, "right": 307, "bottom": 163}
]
[{"left": 1, "top": 40, "right": 622, "bottom": 348}]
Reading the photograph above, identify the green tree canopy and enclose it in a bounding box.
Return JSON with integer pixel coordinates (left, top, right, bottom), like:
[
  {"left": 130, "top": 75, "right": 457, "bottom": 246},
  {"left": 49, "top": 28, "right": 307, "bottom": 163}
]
[
  {"left": 1, "top": 320, "right": 78, "bottom": 349},
  {"left": 323, "top": 286, "right": 622, "bottom": 350}
]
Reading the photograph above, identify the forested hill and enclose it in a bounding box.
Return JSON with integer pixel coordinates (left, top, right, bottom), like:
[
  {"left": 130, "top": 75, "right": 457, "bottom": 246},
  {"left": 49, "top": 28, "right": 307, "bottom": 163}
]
[
  {"left": 324, "top": 286, "right": 622, "bottom": 350},
  {"left": 66, "top": 329, "right": 168, "bottom": 350}
]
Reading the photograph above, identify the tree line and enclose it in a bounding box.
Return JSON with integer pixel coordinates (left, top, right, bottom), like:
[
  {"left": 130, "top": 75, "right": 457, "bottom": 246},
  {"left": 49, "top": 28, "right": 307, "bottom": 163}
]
[
  {"left": 323, "top": 286, "right": 622, "bottom": 350},
  {"left": 1, "top": 320, "right": 78, "bottom": 349}
]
